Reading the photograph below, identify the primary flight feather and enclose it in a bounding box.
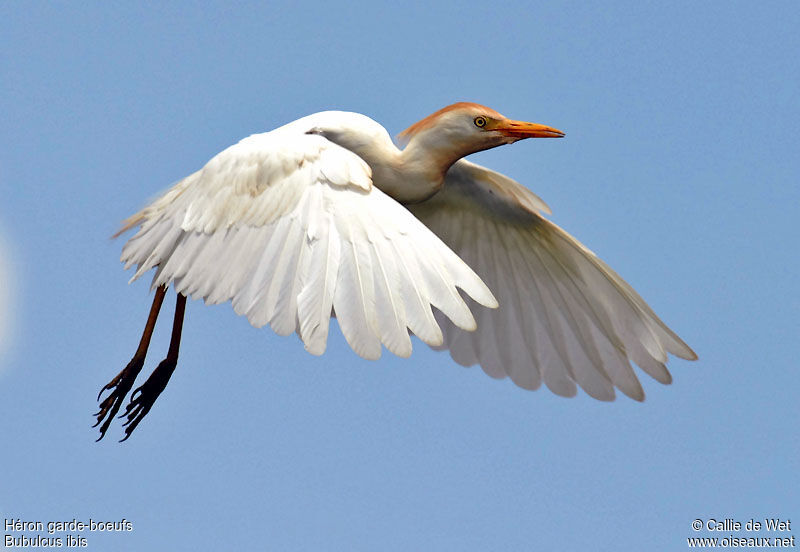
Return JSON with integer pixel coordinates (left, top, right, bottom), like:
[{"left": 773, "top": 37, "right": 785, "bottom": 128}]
[{"left": 95, "top": 102, "right": 696, "bottom": 441}]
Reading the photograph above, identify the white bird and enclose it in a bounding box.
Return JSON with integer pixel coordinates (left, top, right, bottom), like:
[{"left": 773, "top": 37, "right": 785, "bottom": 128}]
[{"left": 95, "top": 102, "right": 696, "bottom": 441}]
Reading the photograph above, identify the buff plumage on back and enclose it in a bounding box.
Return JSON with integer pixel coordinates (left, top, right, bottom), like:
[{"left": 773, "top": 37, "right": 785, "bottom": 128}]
[{"left": 118, "top": 119, "right": 497, "bottom": 359}]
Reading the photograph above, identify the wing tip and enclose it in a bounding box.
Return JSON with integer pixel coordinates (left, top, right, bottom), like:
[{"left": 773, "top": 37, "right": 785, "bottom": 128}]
[
  {"left": 681, "top": 346, "right": 699, "bottom": 361},
  {"left": 111, "top": 213, "right": 145, "bottom": 239}
]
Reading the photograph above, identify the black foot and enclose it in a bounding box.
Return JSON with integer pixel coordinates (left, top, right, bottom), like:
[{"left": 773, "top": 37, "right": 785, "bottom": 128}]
[
  {"left": 94, "top": 356, "right": 145, "bottom": 441},
  {"left": 119, "top": 357, "right": 177, "bottom": 441}
]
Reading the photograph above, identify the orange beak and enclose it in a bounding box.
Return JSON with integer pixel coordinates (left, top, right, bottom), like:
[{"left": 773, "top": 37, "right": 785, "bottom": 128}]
[{"left": 492, "top": 119, "right": 565, "bottom": 139}]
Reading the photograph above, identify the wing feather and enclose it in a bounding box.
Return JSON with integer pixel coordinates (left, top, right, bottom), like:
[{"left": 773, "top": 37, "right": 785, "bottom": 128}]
[
  {"left": 333, "top": 214, "right": 381, "bottom": 359},
  {"left": 118, "top": 120, "right": 495, "bottom": 362},
  {"left": 409, "top": 159, "right": 696, "bottom": 399},
  {"left": 368, "top": 236, "right": 413, "bottom": 357}
]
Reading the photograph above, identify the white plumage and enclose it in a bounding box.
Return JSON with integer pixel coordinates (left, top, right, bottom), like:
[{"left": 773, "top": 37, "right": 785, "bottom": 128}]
[
  {"left": 120, "top": 116, "right": 497, "bottom": 360},
  {"left": 98, "top": 102, "right": 697, "bottom": 440},
  {"left": 411, "top": 160, "right": 693, "bottom": 400}
]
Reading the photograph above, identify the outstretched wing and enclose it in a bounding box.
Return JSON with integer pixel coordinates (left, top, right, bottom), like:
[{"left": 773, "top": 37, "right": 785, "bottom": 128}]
[
  {"left": 409, "top": 159, "right": 696, "bottom": 400},
  {"left": 119, "top": 131, "right": 497, "bottom": 360}
]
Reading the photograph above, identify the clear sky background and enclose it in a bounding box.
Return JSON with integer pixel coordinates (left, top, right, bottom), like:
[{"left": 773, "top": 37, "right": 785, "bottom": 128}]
[{"left": 1, "top": 2, "right": 798, "bottom": 550}]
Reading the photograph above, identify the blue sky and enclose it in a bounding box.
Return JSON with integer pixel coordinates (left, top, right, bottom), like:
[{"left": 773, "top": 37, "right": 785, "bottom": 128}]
[{"left": 1, "top": 2, "right": 798, "bottom": 550}]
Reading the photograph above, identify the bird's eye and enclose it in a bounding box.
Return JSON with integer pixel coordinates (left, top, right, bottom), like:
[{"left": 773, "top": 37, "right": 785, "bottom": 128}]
[{"left": 474, "top": 116, "right": 487, "bottom": 128}]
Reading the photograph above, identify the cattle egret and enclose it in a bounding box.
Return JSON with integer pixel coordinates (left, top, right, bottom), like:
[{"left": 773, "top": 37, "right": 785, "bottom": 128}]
[{"left": 95, "top": 102, "right": 696, "bottom": 441}]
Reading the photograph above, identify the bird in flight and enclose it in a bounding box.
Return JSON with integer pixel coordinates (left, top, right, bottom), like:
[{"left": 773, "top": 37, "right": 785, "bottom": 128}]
[{"left": 95, "top": 102, "right": 696, "bottom": 441}]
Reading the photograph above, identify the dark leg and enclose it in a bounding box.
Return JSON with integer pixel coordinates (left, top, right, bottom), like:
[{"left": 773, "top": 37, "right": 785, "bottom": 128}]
[
  {"left": 120, "top": 292, "right": 187, "bottom": 441},
  {"left": 94, "top": 285, "right": 167, "bottom": 441}
]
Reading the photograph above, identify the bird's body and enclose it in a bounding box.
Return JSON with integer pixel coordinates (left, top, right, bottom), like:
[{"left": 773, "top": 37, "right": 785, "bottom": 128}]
[{"left": 96, "top": 102, "right": 696, "bottom": 441}]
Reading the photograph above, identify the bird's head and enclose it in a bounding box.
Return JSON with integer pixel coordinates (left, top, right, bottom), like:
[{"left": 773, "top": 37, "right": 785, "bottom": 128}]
[{"left": 398, "top": 102, "right": 564, "bottom": 161}]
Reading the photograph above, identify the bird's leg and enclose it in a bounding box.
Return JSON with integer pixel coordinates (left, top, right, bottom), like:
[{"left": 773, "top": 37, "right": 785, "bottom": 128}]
[
  {"left": 94, "top": 285, "right": 167, "bottom": 441},
  {"left": 120, "top": 292, "right": 186, "bottom": 441}
]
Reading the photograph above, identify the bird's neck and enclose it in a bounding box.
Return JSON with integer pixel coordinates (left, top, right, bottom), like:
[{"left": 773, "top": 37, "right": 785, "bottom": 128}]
[{"left": 372, "top": 134, "right": 465, "bottom": 204}]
